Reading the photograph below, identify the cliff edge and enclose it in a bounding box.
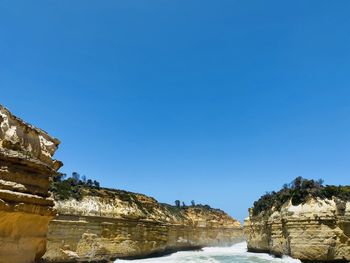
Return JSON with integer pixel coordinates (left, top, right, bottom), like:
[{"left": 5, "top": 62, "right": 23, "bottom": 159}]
[
  {"left": 43, "top": 186, "right": 243, "bottom": 262},
  {"left": 244, "top": 177, "right": 350, "bottom": 262},
  {"left": 0, "top": 105, "right": 62, "bottom": 263}
]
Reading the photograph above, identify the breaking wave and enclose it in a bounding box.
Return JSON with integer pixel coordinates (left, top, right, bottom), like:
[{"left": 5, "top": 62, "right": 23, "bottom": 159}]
[{"left": 116, "top": 242, "right": 301, "bottom": 263}]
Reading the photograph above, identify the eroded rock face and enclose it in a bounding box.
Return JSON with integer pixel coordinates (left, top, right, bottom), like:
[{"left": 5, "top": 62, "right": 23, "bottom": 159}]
[
  {"left": 244, "top": 198, "right": 350, "bottom": 262},
  {"left": 0, "top": 105, "right": 62, "bottom": 263},
  {"left": 43, "top": 189, "right": 243, "bottom": 262}
]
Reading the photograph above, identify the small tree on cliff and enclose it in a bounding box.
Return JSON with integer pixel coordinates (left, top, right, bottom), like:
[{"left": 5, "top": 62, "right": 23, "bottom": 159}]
[
  {"left": 54, "top": 172, "right": 66, "bottom": 182},
  {"left": 72, "top": 172, "right": 80, "bottom": 182},
  {"left": 81, "top": 175, "right": 87, "bottom": 183},
  {"left": 93, "top": 180, "right": 100, "bottom": 189},
  {"left": 86, "top": 179, "right": 93, "bottom": 187},
  {"left": 175, "top": 200, "right": 180, "bottom": 208}
]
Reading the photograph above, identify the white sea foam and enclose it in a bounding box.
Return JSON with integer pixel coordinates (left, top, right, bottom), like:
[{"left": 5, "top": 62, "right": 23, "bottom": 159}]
[{"left": 116, "top": 242, "right": 301, "bottom": 263}]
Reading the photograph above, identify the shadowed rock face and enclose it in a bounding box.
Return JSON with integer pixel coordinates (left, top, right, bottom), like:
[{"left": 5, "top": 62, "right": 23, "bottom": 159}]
[
  {"left": 0, "top": 105, "right": 62, "bottom": 263},
  {"left": 244, "top": 198, "right": 350, "bottom": 262},
  {"left": 43, "top": 189, "right": 243, "bottom": 262}
]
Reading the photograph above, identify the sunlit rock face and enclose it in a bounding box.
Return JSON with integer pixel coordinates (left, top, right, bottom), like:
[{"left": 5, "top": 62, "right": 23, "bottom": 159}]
[
  {"left": 0, "top": 105, "right": 62, "bottom": 263},
  {"left": 43, "top": 190, "right": 243, "bottom": 262},
  {"left": 244, "top": 198, "right": 350, "bottom": 262}
]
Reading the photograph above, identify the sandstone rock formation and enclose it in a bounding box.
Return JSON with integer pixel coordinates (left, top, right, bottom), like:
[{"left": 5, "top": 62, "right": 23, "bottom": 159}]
[
  {"left": 244, "top": 197, "right": 350, "bottom": 262},
  {"left": 0, "top": 105, "right": 62, "bottom": 263},
  {"left": 43, "top": 189, "right": 243, "bottom": 262}
]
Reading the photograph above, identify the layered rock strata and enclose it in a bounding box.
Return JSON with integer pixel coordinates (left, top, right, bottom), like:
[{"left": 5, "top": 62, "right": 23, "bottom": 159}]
[
  {"left": 43, "top": 189, "right": 243, "bottom": 262},
  {"left": 0, "top": 105, "right": 62, "bottom": 263},
  {"left": 244, "top": 198, "right": 350, "bottom": 262}
]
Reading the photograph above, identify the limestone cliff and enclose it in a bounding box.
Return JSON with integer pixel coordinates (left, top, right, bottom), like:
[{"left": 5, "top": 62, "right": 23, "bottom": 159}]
[
  {"left": 244, "top": 197, "right": 350, "bottom": 262},
  {"left": 43, "top": 188, "right": 243, "bottom": 262},
  {"left": 0, "top": 105, "right": 62, "bottom": 263}
]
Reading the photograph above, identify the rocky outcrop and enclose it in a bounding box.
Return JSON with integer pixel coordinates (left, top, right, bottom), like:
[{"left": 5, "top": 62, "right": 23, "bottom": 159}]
[
  {"left": 43, "top": 189, "right": 243, "bottom": 262},
  {"left": 0, "top": 105, "right": 62, "bottom": 263},
  {"left": 244, "top": 197, "right": 350, "bottom": 262}
]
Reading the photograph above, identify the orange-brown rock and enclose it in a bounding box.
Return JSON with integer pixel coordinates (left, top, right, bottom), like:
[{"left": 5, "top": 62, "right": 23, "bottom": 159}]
[
  {"left": 43, "top": 189, "right": 243, "bottom": 262},
  {"left": 244, "top": 198, "right": 350, "bottom": 262},
  {"left": 0, "top": 105, "right": 62, "bottom": 263}
]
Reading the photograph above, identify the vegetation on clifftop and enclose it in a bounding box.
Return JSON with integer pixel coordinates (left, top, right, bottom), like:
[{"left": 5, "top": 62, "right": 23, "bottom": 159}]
[
  {"left": 50, "top": 172, "right": 220, "bottom": 217},
  {"left": 252, "top": 177, "right": 350, "bottom": 216},
  {"left": 50, "top": 172, "right": 217, "bottom": 213},
  {"left": 50, "top": 172, "right": 101, "bottom": 200}
]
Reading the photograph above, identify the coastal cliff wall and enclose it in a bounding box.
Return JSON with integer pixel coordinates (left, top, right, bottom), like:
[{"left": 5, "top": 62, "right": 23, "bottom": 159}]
[
  {"left": 43, "top": 189, "right": 243, "bottom": 262},
  {"left": 244, "top": 198, "right": 350, "bottom": 262},
  {"left": 0, "top": 105, "right": 62, "bottom": 263}
]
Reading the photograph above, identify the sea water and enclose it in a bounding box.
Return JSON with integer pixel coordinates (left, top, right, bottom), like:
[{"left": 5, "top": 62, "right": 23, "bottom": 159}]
[{"left": 116, "top": 242, "right": 301, "bottom": 263}]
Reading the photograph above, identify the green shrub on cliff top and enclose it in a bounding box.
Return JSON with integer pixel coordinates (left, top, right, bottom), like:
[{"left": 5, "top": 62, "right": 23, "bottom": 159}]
[
  {"left": 50, "top": 172, "right": 101, "bottom": 200},
  {"left": 252, "top": 177, "right": 350, "bottom": 216}
]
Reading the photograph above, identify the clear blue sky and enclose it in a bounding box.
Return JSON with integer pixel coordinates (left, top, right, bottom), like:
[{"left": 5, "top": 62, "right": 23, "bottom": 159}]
[{"left": 1, "top": 1, "right": 350, "bottom": 222}]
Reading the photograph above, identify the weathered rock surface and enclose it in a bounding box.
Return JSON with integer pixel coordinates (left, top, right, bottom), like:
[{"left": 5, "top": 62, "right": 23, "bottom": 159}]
[
  {"left": 244, "top": 197, "right": 350, "bottom": 262},
  {"left": 0, "top": 105, "right": 62, "bottom": 263},
  {"left": 43, "top": 189, "right": 243, "bottom": 262}
]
